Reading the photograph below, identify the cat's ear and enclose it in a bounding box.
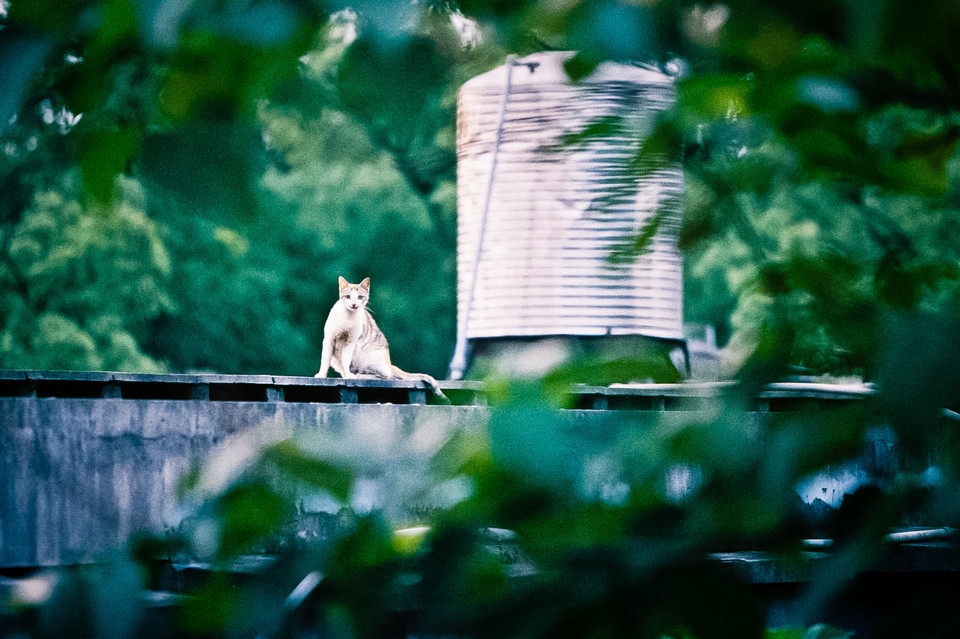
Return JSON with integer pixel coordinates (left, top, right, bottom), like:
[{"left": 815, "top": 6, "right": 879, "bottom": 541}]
[
  {"left": 338, "top": 276, "right": 348, "bottom": 291},
  {"left": 360, "top": 277, "right": 370, "bottom": 291}
]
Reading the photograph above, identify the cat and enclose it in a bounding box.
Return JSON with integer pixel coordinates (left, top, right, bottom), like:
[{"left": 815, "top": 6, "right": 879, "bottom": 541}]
[{"left": 315, "top": 276, "right": 448, "bottom": 401}]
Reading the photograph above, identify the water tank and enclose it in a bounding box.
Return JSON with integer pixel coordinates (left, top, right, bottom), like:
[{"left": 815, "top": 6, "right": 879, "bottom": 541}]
[{"left": 452, "top": 51, "right": 684, "bottom": 378}]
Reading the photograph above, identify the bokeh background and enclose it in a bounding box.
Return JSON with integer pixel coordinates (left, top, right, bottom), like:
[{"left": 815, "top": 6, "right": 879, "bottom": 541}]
[
  {"left": 4, "top": 3, "right": 960, "bottom": 636},
  {"left": 3, "top": 0, "right": 957, "bottom": 381}
]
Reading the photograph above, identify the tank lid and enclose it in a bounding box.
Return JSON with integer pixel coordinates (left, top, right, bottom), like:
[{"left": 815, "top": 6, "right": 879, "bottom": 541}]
[{"left": 461, "top": 51, "right": 673, "bottom": 92}]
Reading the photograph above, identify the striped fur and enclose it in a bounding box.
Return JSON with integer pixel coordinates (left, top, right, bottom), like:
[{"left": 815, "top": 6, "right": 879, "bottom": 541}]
[{"left": 315, "top": 277, "right": 447, "bottom": 401}]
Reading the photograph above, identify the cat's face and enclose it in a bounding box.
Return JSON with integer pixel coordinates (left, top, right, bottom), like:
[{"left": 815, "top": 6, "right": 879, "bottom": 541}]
[{"left": 338, "top": 276, "right": 370, "bottom": 311}]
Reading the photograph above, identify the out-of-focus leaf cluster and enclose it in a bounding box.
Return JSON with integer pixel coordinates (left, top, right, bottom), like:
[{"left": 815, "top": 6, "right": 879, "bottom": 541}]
[
  {"left": 0, "top": 0, "right": 482, "bottom": 376},
  {"left": 480, "top": 0, "right": 960, "bottom": 376},
  {"left": 3, "top": 1, "right": 960, "bottom": 638},
  {"left": 676, "top": 1, "right": 960, "bottom": 374},
  {"left": 7, "top": 370, "right": 958, "bottom": 637},
  {"left": 0, "top": 176, "right": 170, "bottom": 370},
  {"left": 1, "top": 0, "right": 958, "bottom": 380}
]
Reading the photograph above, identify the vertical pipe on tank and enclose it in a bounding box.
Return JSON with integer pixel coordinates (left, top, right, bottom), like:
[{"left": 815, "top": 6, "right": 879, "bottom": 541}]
[{"left": 448, "top": 55, "right": 517, "bottom": 380}]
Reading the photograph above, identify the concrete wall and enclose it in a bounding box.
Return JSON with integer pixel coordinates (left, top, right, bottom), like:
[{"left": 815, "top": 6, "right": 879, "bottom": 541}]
[
  {"left": 1, "top": 396, "right": 494, "bottom": 567},
  {"left": 0, "top": 372, "right": 888, "bottom": 568}
]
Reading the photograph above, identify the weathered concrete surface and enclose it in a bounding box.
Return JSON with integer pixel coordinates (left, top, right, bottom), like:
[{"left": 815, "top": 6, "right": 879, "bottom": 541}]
[
  {"left": 0, "top": 374, "right": 894, "bottom": 569},
  {"left": 0, "top": 398, "right": 487, "bottom": 567}
]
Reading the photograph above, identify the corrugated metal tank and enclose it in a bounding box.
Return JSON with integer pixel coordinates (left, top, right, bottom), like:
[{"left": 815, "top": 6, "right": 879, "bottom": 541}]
[{"left": 452, "top": 51, "right": 684, "bottom": 376}]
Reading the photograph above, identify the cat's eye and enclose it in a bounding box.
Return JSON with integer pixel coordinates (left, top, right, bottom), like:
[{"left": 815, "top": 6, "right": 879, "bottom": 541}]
[{"left": 358, "top": 295, "right": 365, "bottom": 300}]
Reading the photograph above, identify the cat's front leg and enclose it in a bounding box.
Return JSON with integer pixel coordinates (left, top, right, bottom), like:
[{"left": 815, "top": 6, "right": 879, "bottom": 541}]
[
  {"left": 339, "top": 341, "right": 357, "bottom": 378},
  {"left": 315, "top": 338, "right": 334, "bottom": 377}
]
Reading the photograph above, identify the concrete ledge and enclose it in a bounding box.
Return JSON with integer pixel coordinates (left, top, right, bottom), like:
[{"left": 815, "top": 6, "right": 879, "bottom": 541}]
[
  {"left": 0, "top": 371, "right": 484, "bottom": 405},
  {"left": 0, "top": 370, "right": 875, "bottom": 410}
]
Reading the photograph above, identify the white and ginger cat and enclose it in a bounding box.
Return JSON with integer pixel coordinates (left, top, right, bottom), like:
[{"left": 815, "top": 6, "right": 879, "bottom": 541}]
[{"left": 315, "top": 276, "right": 447, "bottom": 401}]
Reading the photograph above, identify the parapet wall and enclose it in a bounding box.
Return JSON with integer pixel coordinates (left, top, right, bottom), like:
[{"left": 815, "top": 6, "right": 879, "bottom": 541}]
[{"left": 0, "top": 371, "right": 882, "bottom": 568}]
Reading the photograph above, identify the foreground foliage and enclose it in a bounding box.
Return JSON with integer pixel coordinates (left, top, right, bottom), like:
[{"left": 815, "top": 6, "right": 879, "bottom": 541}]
[
  {"left": 2, "top": 0, "right": 960, "bottom": 638},
  {"left": 4, "top": 377, "right": 958, "bottom": 638}
]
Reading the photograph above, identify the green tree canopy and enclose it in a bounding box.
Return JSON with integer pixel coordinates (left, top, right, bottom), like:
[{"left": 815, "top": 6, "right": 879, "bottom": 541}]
[{"left": 3, "top": 0, "right": 960, "bottom": 378}]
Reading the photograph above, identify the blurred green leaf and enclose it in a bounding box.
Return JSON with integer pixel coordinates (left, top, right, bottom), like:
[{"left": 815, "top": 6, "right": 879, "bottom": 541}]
[
  {"left": 487, "top": 399, "right": 572, "bottom": 490},
  {"left": 456, "top": 0, "right": 530, "bottom": 21},
  {"left": 215, "top": 480, "right": 292, "bottom": 558},
  {"left": 558, "top": 114, "right": 624, "bottom": 147},
  {"left": 678, "top": 74, "right": 753, "bottom": 122},
  {"left": 6, "top": 0, "right": 78, "bottom": 33},
  {"left": 647, "top": 562, "right": 767, "bottom": 639},
  {"left": 80, "top": 126, "right": 139, "bottom": 203},
  {"left": 141, "top": 119, "right": 260, "bottom": 218},
  {"left": 264, "top": 439, "right": 354, "bottom": 502},
  {"left": 515, "top": 501, "right": 631, "bottom": 560},
  {"left": 91, "top": 556, "right": 143, "bottom": 639},
  {"left": 609, "top": 211, "right": 664, "bottom": 264},
  {"left": 319, "top": 514, "right": 403, "bottom": 637},
  {"left": 179, "top": 572, "right": 241, "bottom": 633},
  {"left": 765, "top": 404, "right": 871, "bottom": 481},
  {"left": 417, "top": 525, "right": 512, "bottom": 629},
  {"left": 628, "top": 116, "right": 684, "bottom": 177},
  {"left": 563, "top": 50, "right": 602, "bottom": 83},
  {"left": 544, "top": 354, "right": 683, "bottom": 402},
  {"left": 877, "top": 312, "right": 960, "bottom": 461},
  {"left": 337, "top": 33, "right": 447, "bottom": 141},
  {"left": 883, "top": 126, "right": 959, "bottom": 195},
  {"left": 432, "top": 427, "right": 491, "bottom": 479},
  {"left": 327, "top": 514, "right": 398, "bottom": 576}
]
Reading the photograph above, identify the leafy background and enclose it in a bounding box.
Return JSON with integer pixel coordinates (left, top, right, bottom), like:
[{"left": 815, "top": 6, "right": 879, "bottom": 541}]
[{"left": 2, "top": 1, "right": 960, "bottom": 380}]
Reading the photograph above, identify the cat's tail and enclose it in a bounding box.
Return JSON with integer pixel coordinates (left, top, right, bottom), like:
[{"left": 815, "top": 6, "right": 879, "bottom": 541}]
[{"left": 391, "top": 366, "right": 449, "bottom": 403}]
